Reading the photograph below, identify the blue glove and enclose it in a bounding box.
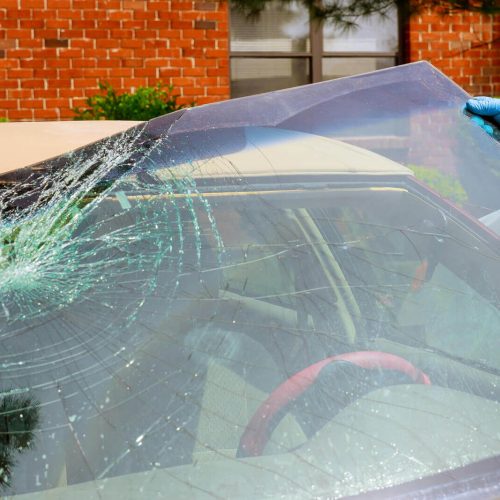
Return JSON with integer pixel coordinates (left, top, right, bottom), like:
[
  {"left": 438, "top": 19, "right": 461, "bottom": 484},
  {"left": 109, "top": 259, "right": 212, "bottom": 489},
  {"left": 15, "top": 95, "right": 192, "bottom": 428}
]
[{"left": 465, "top": 96, "right": 500, "bottom": 135}]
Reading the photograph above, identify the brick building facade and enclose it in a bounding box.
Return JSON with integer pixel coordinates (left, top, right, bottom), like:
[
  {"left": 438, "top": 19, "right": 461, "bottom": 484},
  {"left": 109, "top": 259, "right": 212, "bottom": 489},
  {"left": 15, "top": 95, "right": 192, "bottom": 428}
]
[
  {"left": 408, "top": 8, "right": 499, "bottom": 97},
  {"left": 0, "top": 0, "right": 230, "bottom": 120},
  {"left": 0, "top": 1, "right": 498, "bottom": 121}
]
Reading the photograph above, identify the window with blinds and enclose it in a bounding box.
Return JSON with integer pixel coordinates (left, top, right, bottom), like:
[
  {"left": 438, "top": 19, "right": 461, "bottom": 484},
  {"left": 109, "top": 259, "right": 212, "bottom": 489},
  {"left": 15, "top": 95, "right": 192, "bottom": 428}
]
[{"left": 230, "top": 2, "right": 399, "bottom": 97}]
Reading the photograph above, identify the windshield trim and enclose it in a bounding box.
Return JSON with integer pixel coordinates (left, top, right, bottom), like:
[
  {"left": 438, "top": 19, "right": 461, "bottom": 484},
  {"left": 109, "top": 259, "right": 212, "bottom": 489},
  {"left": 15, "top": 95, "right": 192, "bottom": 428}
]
[{"left": 349, "top": 454, "right": 500, "bottom": 499}]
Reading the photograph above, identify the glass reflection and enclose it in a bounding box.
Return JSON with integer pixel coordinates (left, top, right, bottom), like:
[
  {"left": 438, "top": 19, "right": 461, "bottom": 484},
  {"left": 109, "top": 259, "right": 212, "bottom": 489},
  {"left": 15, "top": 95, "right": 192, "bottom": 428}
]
[{"left": 0, "top": 392, "right": 39, "bottom": 488}]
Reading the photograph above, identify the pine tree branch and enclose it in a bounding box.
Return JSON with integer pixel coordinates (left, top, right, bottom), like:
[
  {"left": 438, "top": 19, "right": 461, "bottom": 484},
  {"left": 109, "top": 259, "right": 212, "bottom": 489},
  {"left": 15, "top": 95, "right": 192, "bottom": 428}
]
[{"left": 230, "top": 0, "right": 500, "bottom": 29}]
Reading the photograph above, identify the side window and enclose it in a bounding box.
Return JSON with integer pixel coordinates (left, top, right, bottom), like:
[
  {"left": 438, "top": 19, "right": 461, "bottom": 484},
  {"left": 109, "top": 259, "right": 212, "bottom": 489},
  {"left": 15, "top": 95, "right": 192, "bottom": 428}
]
[
  {"left": 320, "top": 205, "right": 423, "bottom": 325},
  {"left": 217, "top": 209, "right": 298, "bottom": 309},
  {"left": 328, "top": 200, "right": 500, "bottom": 369},
  {"left": 399, "top": 264, "right": 500, "bottom": 368},
  {"left": 206, "top": 191, "right": 500, "bottom": 370},
  {"left": 212, "top": 205, "right": 349, "bottom": 359}
]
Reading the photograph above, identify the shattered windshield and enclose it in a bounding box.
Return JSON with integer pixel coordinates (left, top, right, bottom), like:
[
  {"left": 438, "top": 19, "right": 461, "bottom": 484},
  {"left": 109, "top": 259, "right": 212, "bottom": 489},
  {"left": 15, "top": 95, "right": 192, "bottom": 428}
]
[{"left": 1, "top": 62, "right": 500, "bottom": 498}]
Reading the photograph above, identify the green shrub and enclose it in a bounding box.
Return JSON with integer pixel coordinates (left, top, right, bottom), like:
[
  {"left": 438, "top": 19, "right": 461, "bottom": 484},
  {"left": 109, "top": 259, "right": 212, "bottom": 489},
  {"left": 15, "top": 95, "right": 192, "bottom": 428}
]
[
  {"left": 409, "top": 164, "right": 468, "bottom": 206},
  {"left": 74, "top": 82, "right": 190, "bottom": 121},
  {"left": 0, "top": 118, "right": 8, "bottom": 122}
]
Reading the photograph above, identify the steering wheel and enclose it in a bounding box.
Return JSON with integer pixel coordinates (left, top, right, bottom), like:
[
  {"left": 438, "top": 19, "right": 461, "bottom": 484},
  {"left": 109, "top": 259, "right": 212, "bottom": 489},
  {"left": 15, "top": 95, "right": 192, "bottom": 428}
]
[{"left": 237, "top": 350, "right": 431, "bottom": 458}]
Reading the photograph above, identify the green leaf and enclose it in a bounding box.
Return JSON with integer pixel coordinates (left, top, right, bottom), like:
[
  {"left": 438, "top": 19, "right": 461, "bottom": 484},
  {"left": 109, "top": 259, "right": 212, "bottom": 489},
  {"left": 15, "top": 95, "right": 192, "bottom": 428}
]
[{"left": 74, "top": 82, "right": 191, "bottom": 121}]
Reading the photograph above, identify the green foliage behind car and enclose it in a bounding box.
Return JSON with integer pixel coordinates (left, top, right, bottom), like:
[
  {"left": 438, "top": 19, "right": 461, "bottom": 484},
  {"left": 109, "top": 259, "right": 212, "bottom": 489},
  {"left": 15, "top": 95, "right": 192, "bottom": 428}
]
[
  {"left": 409, "top": 164, "right": 468, "bottom": 206},
  {"left": 74, "top": 82, "right": 190, "bottom": 121}
]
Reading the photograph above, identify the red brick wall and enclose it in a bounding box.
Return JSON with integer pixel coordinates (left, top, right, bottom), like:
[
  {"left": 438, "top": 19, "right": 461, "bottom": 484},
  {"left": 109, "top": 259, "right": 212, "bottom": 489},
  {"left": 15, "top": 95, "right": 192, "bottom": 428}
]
[
  {"left": 408, "top": 9, "right": 499, "bottom": 96},
  {"left": 0, "top": 0, "right": 230, "bottom": 121}
]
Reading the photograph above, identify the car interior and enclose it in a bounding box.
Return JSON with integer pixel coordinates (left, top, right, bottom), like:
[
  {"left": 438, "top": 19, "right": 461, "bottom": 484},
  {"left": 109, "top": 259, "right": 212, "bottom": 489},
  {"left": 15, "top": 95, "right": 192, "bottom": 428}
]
[
  {"left": 7, "top": 175, "right": 500, "bottom": 497},
  {"left": 77, "top": 178, "right": 500, "bottom": 486}
]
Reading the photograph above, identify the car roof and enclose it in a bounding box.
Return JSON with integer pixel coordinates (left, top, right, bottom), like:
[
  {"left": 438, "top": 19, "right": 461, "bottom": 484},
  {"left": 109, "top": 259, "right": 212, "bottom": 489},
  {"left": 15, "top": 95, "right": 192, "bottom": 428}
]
[
  {"left": 0, "top": 120, "right": 141, "bottom": 174},
  {"left": 160, "top": 127, "right": 413, "bottom": 180},
  {"left": 0, "top": 121, "right": 412, "bottom": 182}
]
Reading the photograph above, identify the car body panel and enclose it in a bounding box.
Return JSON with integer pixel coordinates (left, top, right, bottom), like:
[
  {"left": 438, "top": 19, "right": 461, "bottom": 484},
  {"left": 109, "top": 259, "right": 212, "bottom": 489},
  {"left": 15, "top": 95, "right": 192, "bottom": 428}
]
[{"left": 0, "top": 121, "right": 141, "bottom": 174}]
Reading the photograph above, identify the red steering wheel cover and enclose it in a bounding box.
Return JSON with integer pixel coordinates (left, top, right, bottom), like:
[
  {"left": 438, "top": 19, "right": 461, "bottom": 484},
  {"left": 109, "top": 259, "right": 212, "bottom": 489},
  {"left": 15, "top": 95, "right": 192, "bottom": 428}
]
[{"left": 238, "top": 350, "right": 431, "bottom": 457}]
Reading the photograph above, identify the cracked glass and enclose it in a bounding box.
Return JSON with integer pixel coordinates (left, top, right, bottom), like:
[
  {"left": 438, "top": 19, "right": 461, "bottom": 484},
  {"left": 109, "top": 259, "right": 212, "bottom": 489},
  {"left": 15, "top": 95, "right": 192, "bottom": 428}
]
[{"left": 1, "top": 62, "right": 500, "bottom": 498}]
